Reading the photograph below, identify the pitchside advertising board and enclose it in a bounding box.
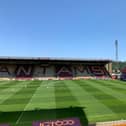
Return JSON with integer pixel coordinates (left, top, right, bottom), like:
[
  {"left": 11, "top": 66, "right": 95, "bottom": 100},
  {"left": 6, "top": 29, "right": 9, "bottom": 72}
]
[
  {"left": 0, "top": 124, "right": 9, "bottom": 126},
  {"left": 0, "top": 118, "right": 81, "bottom": 126},
  {"left": 33, "top": 118, "right": 81, "bottom": 126}
]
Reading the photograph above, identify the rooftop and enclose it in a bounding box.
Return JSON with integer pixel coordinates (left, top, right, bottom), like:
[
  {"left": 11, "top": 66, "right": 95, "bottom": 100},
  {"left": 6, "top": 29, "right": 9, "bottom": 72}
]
[{"left": 0, "top": 56, "right": 111, "bottom": 62}]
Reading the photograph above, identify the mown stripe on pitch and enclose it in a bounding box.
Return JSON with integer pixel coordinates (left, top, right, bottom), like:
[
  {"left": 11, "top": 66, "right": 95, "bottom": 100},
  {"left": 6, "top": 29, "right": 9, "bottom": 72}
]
[
  {"left": 54, "top": 80, "right": 80, "bottom": 108},
  {"left": 0, "top": 81, "right": 35, "bottom": 107},
  {"left": 0, "top": 81, "right": 38, "bottom": 105},
  {"left": 0, "top": 81, "right": 21, "bottom": 93},
  {"left": 0, "top": 81, "right": 37, "bottom": 124},
  {"left": 15, "top": 80, "right": 57, "bottom": 126},
  {"left": 0, "top": 81, "right": 32, "bottom": 106},
  {"left": 96, "top": 80, "right": 126, "bottom": 89},
  {"left": 54, "top": 80, "right": 88, "bottom": 124},
  {"left": 66, "top": 80, "right": 114, "bottom": 118},
  {"left": 109, "top": 80, "right": 126, "bottom": 86},
  {"left": 24, "top": 80, "right": 56, "bottom": 110},
  {"left": 0, "top": 81, "right": 16, "bottom": 89},
  {"left": 13, "top": 81, "right": 42, "bottom": 125},
  {"left": 96, "top": 80, "right": 126, "bottom": 93},
  {"left": 88, "top": 80, "right": 126, "bottom": 104},
  {"left": 79, "top": 80, "right": 126, "bottom": 115}
]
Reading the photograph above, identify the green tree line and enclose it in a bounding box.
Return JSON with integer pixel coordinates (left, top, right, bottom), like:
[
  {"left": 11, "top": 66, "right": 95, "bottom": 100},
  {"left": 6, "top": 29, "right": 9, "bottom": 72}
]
[{"left": 112, "top": 61, "right": 126, "bottom": 71}]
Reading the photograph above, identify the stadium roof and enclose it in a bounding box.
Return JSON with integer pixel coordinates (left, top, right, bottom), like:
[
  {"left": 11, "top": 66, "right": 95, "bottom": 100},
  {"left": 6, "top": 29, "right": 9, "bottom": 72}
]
[{"left": 0, "top": 56, "right": 111, "bottom": 63}]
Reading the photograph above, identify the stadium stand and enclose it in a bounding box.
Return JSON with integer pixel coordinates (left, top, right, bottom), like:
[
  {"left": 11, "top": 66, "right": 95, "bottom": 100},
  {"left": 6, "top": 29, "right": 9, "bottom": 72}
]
[{"left": 0, "top": 57, "right": 112, "bottom": 80}]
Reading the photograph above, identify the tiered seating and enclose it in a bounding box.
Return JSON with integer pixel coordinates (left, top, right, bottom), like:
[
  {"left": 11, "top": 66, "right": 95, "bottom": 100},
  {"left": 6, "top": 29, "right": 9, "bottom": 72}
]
[
  {"left": 88, "top": 65, "right": 111, "bottom": 78},
  {"left": 56, "top": 65, "right": 73, "bottom": 78},
  {"left": 0, "top": 66, "right": 10, "bottom": 77},
  {"left": 75, "top": 65, "right": 111, "bottom": 79},
  {"left": 0, "top": 64, "right": 111, "bottom": 80},
  {"left": 15, "top": 65, "right": 33, "bottom": 78}
]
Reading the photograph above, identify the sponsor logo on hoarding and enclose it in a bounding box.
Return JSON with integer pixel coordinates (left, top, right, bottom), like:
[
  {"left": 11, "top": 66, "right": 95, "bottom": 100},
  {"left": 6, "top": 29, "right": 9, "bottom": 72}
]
[
  {"left": 0, "top": 124, "right": 9, "bottom": 126},
  {"left": 33, "top": 118, "right": 81, "bottom": 126}
]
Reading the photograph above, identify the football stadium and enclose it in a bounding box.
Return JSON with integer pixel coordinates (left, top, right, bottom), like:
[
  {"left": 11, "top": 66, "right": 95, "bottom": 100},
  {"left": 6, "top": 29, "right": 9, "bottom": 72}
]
[{"left": 0, "top": 57, "right": 126, "bottom": 126}]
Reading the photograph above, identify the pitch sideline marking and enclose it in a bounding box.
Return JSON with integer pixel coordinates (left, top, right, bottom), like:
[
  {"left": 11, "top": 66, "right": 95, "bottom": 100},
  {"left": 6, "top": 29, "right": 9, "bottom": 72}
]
[{"left": 15, "top": 111, "right": 24, "bottom": 125}]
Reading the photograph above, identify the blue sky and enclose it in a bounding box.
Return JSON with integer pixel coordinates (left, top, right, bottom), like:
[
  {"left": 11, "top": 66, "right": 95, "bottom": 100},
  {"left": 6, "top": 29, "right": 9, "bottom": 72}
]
[{"left": 0, "top": 0, "right": 126, "bottom": 61}]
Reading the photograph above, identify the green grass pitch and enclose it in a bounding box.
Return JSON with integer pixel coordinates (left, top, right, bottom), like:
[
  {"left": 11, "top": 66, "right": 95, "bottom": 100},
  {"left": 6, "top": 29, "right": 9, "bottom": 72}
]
[{"left": 0, "top": 79, "right": 126, "bottom": 126}]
